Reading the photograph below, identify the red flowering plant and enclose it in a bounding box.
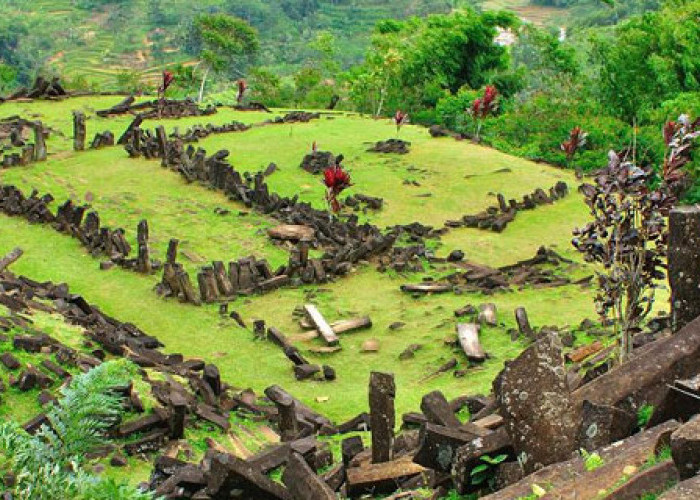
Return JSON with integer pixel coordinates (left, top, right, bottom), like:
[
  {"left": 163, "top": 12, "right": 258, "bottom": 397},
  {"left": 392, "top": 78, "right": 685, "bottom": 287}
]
[
  {"left": 394, "top": 110, "right": 409, "bottom": 136},
  {"left": 236, "top": 79, "right": 247, "bottom": 105},
  {"left": 467, "top": 85, "right": 498, "bottom": 141},
  {"left": 157, "top": 70, "right": 174, "bottom": 117},
  {"left": 323, "top": 161, "right": 352, "bottom": 213},
  {"left": 561, "top": 126, "right": 588, "bottom": 169}
]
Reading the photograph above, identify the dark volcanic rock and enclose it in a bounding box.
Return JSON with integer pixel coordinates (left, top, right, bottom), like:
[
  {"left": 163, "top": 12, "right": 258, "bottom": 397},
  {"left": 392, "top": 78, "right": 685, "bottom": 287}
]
[
  {"left": 493, "top": 332, "right": 578, "bottom": 473},
  {"left": 300, "top": 151, "right": 335, "bottom": 174},
  {"left": 368, "top": 139, "right": 411, "bottom": 154},
  {"left": 671, "top": 415, "right": 700, "bottom": 479}
]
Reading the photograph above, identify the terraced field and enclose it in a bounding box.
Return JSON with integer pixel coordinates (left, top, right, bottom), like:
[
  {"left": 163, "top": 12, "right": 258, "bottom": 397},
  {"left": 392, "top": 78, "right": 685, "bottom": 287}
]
[{"left": 0, "top": 95, "right": 600, "bottom": 426}]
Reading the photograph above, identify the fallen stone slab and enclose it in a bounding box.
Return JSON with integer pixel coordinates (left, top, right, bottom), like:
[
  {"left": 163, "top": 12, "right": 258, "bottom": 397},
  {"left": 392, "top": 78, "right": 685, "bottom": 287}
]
[
  {"left": 346, "top": 455, "right": 426, "bottom": 497},
  {"left": 282, "top": 452, "right": 336, "bottom": 500},
  {"left": 573, "top": 314, "right": 700, "bottom": 425},
  {"left": 0, "top": 352, "right": 20, "bottom": 370},
  {"left": 456, "top": 323, "right": 486, "bottom": 362},
  {"left": 206, "top": 451, "right": 291, "bottom": 500},
  {"left": 267, "top": 225, "right": 314, "bottom": 242},
  {"left": 413, "top": 423, "right": 491, "bottom": 474},
  {"left": 480, "top": 420, "right": 679, "bottom": 499},
  {"left": 671, "top": 415, "right": 700, "bottom": 479},
  {"left": 420, "top": 390, "right": 461, "bottom": 428},
  {"left": 452, "top": 427, "right": 514, "bottom": 493},
  {"left": 566, "top": 341, "right": 604, "bottom": 363},
  {"left": 658, "top": 473, "right": 700, "bottom": 499},
  {"left": 602, "top": 460, "right": 678, "bottom": 500}
]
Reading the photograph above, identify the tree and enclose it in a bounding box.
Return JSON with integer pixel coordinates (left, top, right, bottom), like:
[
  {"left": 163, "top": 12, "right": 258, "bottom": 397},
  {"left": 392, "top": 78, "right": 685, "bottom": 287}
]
[
  {"left": 572, "top": 116, "right": 699, "bottom": 362},
  {"left": 592, "top": 1, "right": 700, "bottom": 122},
  {"left": 188, "top": 13, "right": 259, "bottom": 102},
  {"left": 348, "top": 8, "right": 517, "bottom": 115}
]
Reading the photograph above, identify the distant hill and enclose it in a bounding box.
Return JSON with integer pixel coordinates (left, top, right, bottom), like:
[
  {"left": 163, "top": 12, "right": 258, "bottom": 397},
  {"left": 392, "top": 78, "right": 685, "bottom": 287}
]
[{"left": 1, "top": 0, "right": 459, "bottom": 89}]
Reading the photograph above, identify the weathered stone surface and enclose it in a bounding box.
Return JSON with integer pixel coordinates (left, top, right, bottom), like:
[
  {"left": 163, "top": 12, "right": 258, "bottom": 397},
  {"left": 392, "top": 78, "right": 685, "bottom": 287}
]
[
  {"left": 420, "top": 390, "right": 461, "bottom": 428},
  {"left": 267, "top": 225, "right": 315, "bottom": 242},
  {"left": 369, "top": 371, "right": 395, "bottom": 463},
  {"left": 577, "top": 400, "right": 636, "bottom": 451},
  {"left": 282, "top": 452, "right": 336, "bottom": 500},
  {"left": 669, "top": 206, "right": 700, "bottom": 331},
  {"left": 573, "top": 315, "right": 700, "bottom": 421},
  {"left": 493, "top": 333, "right": 577, "bottom": 473},
  {"left": 481, "top": 420, "right": 679, "bottom": 500},
  {"left": 413, "top": 423, "right": 489, "bottom": 474},
  {"left": 671, "top": 415, "right": 700, "bottom": 479},
  {"left": 658, "top": 473, "right": 700, "bottom": 499},
  {"left": 452, "top": 427, "right": 514, "bottom": 494},
  {"left": 602, "top": 460, "right": 678, "bottom": 500},
  {"left": 346, "top": 455, "right": 426, "bottom": 497}
]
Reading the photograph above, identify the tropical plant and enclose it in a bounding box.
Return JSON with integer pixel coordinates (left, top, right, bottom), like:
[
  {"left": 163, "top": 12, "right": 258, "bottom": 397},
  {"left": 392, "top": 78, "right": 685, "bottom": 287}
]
[
  {"left": 394, "top": 110, "right": 408, "bottom": 135},
  {"left": 580, "top": 449, "right": 605, "bottom": 471},
  {"left": 469, "top": 85, "right": 499, "bottom": 141},
  {"left": 323, "top": 162, "right": 352, "bottom": 213},
  {"left": 0, "top": 359, "right": 150, "bottom": 500},
  {"left": 470, "top": 453, "right": 510, "bottom": 490},
  {"left": 561, "top": 126, "right": 588, "bottom": 168},
  {"left": 572, "top": 115, "right": 699, "bottom": 362}
]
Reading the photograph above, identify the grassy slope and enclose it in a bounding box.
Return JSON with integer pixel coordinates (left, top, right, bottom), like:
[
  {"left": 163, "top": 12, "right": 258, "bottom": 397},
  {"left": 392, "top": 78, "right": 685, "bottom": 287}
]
[{"left": 0, "top": 96, "right": 597, "bottom": 423}]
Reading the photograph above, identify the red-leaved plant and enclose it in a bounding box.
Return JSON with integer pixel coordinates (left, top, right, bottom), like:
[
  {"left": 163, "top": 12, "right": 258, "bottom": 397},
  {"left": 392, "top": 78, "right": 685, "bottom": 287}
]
[
  {"left": 157, "top": 70, "right": 174, "bottom": 117},
  {"left": 236, "top": 79, "right": 247, "bottom": 105},
  {"left": 561, "top": 126, "right": 588, "bottom": 168},
  {"left": 394, "top": 110, "right": 408, "bottom": 136},
  {"left": 323, "top": 162, "right": 352, "bottom": 213},
  {"left": 572, "top": 115, "right": 699, "bottom": 362},
  {"left": 468, "top": 85, "right": 498, "bottom": 141}
]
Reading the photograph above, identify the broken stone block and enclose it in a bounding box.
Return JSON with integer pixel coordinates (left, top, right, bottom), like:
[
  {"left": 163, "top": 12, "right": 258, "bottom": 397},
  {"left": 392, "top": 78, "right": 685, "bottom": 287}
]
[
  {"left": 493, "top": 332, "right": 578, "bottom": 473},
  {"left": 671, "top": 415, "right": 700, "bottom": 479}
]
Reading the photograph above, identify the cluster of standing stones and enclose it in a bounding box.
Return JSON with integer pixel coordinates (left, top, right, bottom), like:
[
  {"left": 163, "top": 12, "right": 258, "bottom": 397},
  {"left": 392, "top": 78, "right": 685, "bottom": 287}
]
[
  {"left": 0, "top": 116, "right": 48, "bottom": 167},
  {"left": 2, "top": 95, "right": 700, "bottom": 497},
  {"left": 2, "top": 227, "right": 700, "bottom": 499},
  {"left": 0, "top": 184, "right": 158, "bottom": 274}
]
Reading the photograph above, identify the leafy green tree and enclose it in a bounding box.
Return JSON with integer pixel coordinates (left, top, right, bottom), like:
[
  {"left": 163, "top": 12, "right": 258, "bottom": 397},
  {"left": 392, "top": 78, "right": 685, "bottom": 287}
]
[
  {"left": 348, "top": 8, "right": 517, "bottom": 115},
  {"left": 592, "top": 1, "right": 700, "bottom": 122},
  {"left": 188, "top": 13, "right": 259, "bottom": 102}
]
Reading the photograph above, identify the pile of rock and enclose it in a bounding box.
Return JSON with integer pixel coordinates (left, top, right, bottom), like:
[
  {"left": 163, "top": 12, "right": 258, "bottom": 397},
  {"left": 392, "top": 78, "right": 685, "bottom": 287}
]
[
  {"left": 368, "top": 138, "right": 411, "bottom": 154},
  {"left": 1, "top": 77, "right": 67, "bottom": 102},
  {"left": 0, "top": 117, "right": 49, "bottom": 166},
  {"left": 171, "top": 121, "right": 250, "bottom": 143},
  {"left": 96, "top": 96, "right": 217, "bottom": 119},
  {"left": 299, "top": 150, "right": 336, "bottom": 174},
  {"left": 345, "top": 193, "right": 383, "bottom": 211}
]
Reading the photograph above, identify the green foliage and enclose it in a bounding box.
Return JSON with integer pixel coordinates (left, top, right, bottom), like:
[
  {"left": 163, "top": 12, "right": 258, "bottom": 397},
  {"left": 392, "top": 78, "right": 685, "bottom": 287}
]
[
  {"left": 347, "top": 8, "right": 517, "bottom": 115},
  {"left": 115, "top": 69, "right": 149, "bottom": 94},
  {"left": 637, "top": 404, "right": 654, "bottom": 428},
  {"left": 580, "top": 449, "right": 605, "bottom": 471},
  {"left": 470, "top": 453, "right": 509, "bottom": 488},
  {"left": 0, "top": 360, "right": 149, "bottom": 500},
  {"left": 0, "top": 63, "right": 18, "bottom": 92},
  {"left": 591, "top": 1, "right": 700, "bottom": 122},
  {"left": 189, "top": 13, "right": 259, "bottom": 77}
]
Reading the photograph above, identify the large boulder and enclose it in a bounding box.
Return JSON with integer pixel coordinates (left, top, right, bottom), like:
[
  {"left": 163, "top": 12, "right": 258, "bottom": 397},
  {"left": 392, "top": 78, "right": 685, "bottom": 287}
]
[{"left": 493, "top": 332, "right": 578, "bottom": 473}]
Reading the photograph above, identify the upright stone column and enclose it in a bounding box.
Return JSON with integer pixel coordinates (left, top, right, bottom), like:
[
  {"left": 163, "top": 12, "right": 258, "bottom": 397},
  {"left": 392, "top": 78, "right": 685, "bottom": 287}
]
[
  {"left": 669, "top": 206, "right": 700, "bottom": 331},
  {"left": 33, "top": 122, "right": 47, "bottom": 161},
  {"left": 73, "top": 111, "right": 86, "bottom": 151},
  {"left": 369, "top": 371, "right": 395, "bottom": 463}
]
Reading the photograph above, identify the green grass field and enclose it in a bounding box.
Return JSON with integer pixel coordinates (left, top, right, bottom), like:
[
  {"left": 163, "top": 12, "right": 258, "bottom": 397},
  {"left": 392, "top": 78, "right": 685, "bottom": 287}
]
[{"left": 0, "top": 96, "right": 599, "bottom": 424}]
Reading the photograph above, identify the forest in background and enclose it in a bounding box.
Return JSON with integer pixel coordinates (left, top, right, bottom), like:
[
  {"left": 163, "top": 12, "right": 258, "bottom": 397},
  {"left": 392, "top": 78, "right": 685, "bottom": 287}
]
[{"left": 2, "top": 0, "right": 699, "bottom": 195}]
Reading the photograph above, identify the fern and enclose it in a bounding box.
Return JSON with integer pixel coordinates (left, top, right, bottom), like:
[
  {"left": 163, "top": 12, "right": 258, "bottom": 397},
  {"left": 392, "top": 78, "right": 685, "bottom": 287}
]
[{"left": 0, "top": 360, "right": 153, "bottom": 500}]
